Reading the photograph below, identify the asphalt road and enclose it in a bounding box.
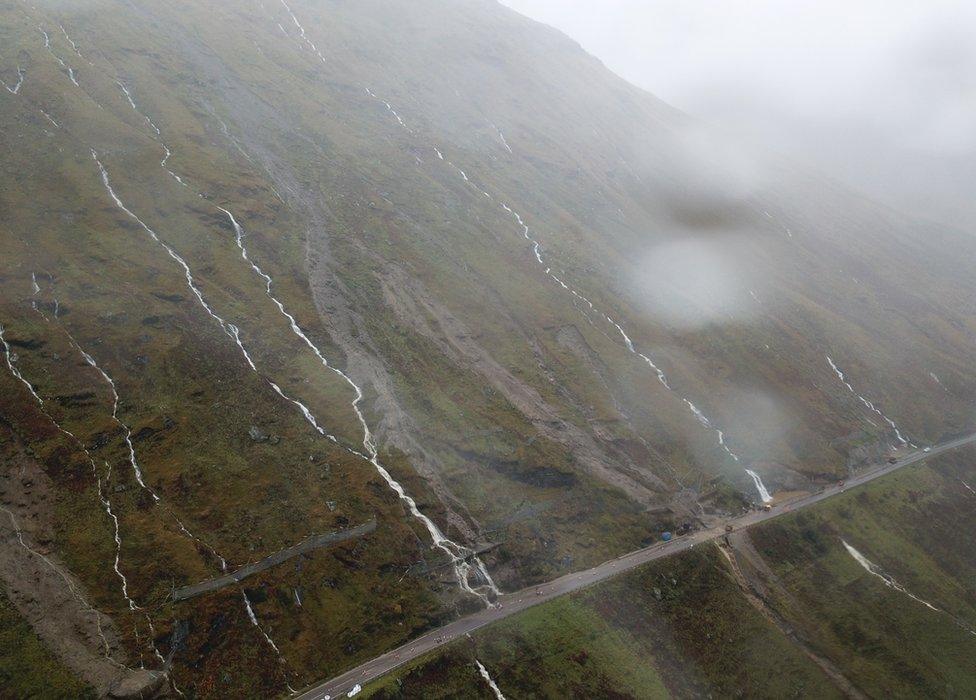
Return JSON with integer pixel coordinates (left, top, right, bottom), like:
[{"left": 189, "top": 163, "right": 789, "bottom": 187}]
[{"left": 296, "top": 434, "right": 976, "bottom": 700}]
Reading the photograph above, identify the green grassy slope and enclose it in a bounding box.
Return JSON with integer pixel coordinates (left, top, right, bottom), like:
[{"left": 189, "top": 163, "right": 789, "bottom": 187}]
[
  {"left": 0, "top": 591, "right": 97, "bottom": 699},
  {"left": 372, "top": 450, "right": 976, "bottom": 697},
  {"left": 1, "top": 0, "right": 976, "bottom": 696},
  {"left": 749, "top": 448, "right": 976, "bottom": 697},
  {"left": 362, "top": 547, "right": 845, "bottom": 699}
]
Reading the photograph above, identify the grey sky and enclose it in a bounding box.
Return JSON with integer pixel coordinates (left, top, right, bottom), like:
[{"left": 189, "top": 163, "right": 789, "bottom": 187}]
[{"left": 501, "top": 1, "right": 976, "bottom": 229}]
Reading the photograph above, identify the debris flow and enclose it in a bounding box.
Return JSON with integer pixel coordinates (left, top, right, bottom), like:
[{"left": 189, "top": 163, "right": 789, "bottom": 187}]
[
  {"left": 0, "top": 504, "right": 115, "bottom": 660},
  {"left": 265, "top": 2, "right": 502, "bottom": 605},
  {"left": 355, "top": 81, "right": 763, "bottom": 498},
  {"left": 102, "top": 78, "right": 498, "bottom": 602}
]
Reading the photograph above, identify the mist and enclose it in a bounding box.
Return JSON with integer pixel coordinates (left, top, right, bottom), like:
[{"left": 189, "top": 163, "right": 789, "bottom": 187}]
[{"left": 501, "top": 0, "right": 976, "bottom": 231}]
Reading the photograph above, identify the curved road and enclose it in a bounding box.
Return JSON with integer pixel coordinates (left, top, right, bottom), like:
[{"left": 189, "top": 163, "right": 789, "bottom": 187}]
[{"left": 296, "top": 435, "right": 976, "bottom": 700}]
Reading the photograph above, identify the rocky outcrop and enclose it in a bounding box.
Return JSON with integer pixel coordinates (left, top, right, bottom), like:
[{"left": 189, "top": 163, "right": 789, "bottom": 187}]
[{"left": 107, "top": 669, "right": 169, "bottom": 699}]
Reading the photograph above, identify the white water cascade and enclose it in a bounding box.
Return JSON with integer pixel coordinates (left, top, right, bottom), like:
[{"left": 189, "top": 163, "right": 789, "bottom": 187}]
[
  {"left": 39, "top": 26, "right": 78, "bottom": 86},
  {"left": 116, "top": 81, "right": 186, "bottom": 186},
  {"left": 242, "top": 589, "right": 287, "bottom": 662},
  {"left": 842, "top": 540, "right": 976, "bottom": 636},
  {"left": 52, "top": 317, "right": 229, "bottom": 571},
  {"left": 58, "top": 24, "right": 84, "bottom": 59},
  {"left": 745, "top": 469, "right": 773, "bottom": 504},
  {"left": 1, "top": 322, "right": 162, "bottom": 662},
  {"left": 826, "top": 356, "right": 912, "bottom": 446},
  {"left": 489, "top": 122, "right": 513, "bottom": 154},
  {"left": 214, "top": 1, "right": 505, "bottom": 605},
  {"left": 355, "top": 80, "right": 765, "bottom": 494},
  {"left": 476, "top": 660, "right": 508, "bottom": 700},
  {"left": 1, "top": 65, "right": 25, "bottom": 94},
  {"left": 74, "top": 342, "right": 157, "bottom": 499},
  {"left": 96, "top": 463, "right": 139, "bottom": 612}
]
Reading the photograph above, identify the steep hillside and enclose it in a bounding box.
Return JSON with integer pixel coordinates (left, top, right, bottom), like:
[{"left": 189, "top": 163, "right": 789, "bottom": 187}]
[
  {"left": 363, "top": 448, "right": 976, "bottom": 698},
  {"left": 1, "top": 0, "right": 975, "bottom": 696}
]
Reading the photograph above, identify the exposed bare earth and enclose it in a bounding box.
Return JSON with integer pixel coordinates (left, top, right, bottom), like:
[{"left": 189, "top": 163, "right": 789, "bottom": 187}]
[
  {"left": 379, "top": 267, "right": 670, "bottom": 504},
  {"left": 0, "top": 420, "right": 164, "bottom": 698}
]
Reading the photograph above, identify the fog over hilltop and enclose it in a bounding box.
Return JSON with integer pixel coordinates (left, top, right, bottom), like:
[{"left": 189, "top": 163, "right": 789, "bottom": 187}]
[{"left": 502, "top": 0, "right": 976, "bottom": 230}]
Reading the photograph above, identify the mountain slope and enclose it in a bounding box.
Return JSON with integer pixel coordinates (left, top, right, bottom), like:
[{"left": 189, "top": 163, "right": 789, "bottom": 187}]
[
  {"left": 361, "top": 448, "right": 976, "bottom": 698},
  {"left": 2, "top": 0, "right": 975, "bottom": 695}
]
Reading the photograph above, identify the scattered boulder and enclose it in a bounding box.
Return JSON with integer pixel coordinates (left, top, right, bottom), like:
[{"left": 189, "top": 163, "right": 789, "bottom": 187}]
[
  {"left": 248, "top": 426, "right": 268, "bottom": 443},
  {"left": 107, "top": 669, "right": 168, "bottom": 699}
]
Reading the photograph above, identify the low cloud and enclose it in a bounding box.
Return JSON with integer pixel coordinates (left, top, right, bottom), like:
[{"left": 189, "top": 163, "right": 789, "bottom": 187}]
[
  {"left": 631, "top": 234, "right": 761, "bottom": 331},
  {"left": 653, "top": 121, "right": 770, "bottom": 228},
  {"left": 503, "top": 0, "right": 976, "bottom": 228}
]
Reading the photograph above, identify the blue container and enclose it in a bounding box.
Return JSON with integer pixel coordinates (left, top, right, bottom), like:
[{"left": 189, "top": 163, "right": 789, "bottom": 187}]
[{"left": 661, "top": 531, "right": 673, "bottom": 542}]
